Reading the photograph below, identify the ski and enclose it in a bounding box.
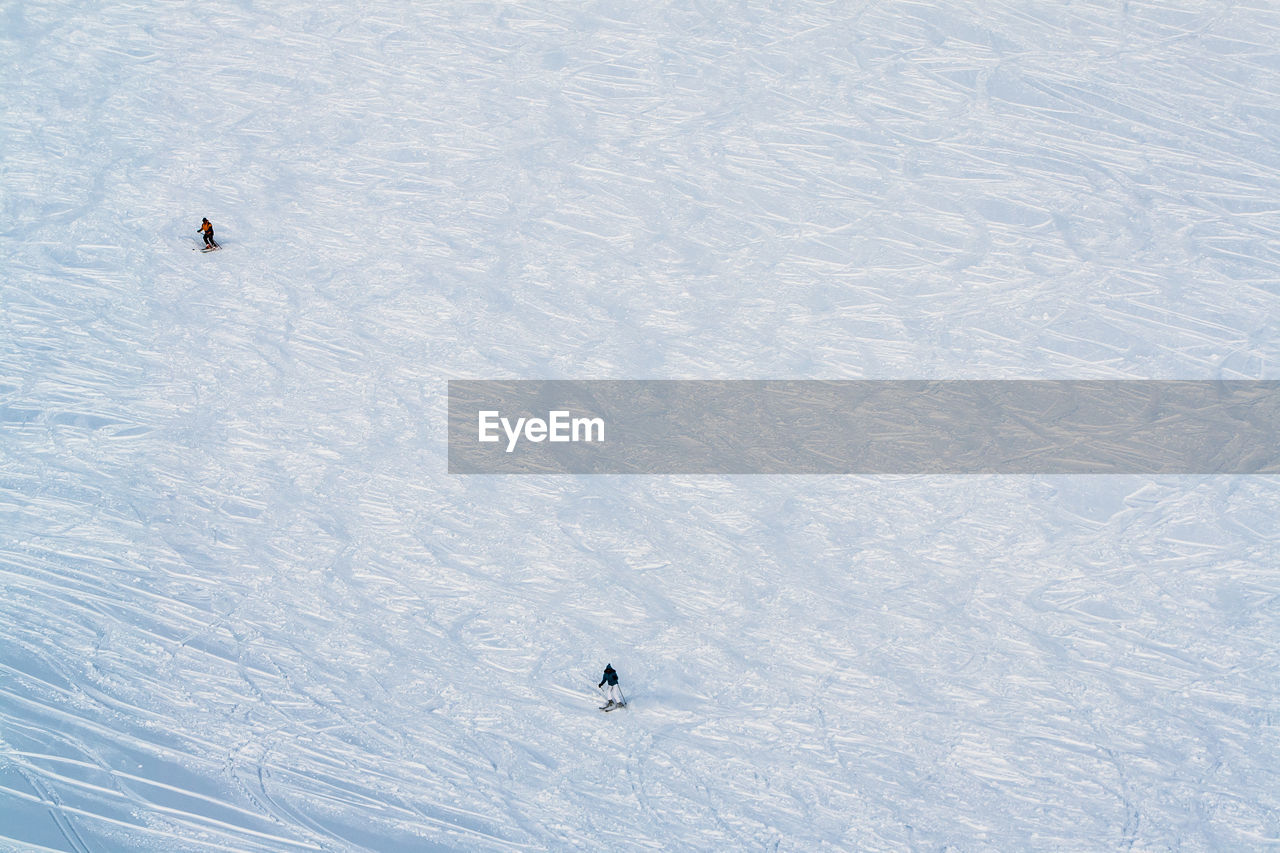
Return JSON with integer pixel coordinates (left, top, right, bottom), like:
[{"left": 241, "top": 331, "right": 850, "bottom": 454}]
[{"left": 600, "top": 703, "right": 626, "bottom": 712}]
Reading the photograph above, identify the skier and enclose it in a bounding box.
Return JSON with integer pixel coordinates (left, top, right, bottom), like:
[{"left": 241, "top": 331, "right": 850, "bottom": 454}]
[
  {"left": 198, "top": 217, "right": 219, "bottom": 250},
  {"left": 598, "top": 664, "right": 624, "bottom": 709}
]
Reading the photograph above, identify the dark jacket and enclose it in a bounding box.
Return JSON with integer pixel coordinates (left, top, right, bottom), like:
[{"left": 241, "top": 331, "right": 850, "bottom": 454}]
[{"left": 598, "top": 667, "right": 618, "bottom": 688}]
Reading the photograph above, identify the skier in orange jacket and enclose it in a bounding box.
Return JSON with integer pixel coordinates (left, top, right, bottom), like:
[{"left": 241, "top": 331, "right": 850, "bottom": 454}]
[{"left": 198, "top": 218, "right": 219, "bottom": 250}]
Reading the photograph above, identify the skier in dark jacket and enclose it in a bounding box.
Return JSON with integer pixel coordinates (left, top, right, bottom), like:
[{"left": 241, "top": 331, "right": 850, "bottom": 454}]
[
  {"left": 198, "top": 217, "right": 219, "bottom": 250},
  {"left": 598, "top": 664, "right": 624, "bottom": 709}
]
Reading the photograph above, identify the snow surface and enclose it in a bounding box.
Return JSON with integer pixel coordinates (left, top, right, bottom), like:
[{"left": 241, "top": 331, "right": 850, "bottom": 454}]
[{"left": 2, "top": 0, "right": 1280, "bottom": 849}]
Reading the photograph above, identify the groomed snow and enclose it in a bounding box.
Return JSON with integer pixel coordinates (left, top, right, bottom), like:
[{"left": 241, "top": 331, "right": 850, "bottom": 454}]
[{"left": 2, "top": 0, "right": 1278, "bottom": 849}]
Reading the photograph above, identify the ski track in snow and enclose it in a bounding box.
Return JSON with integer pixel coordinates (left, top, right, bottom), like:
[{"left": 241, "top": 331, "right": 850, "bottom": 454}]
[{"left": 2, "top": 0, "right": 1280, "bottom": 849}]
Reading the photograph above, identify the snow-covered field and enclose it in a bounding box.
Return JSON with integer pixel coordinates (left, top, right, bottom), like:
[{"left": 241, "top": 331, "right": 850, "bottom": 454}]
[{"left": 3, "top": 0, "right": 1279, "bottom": 849}]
